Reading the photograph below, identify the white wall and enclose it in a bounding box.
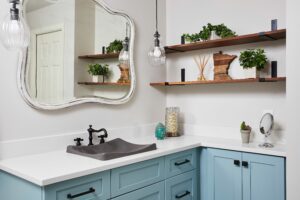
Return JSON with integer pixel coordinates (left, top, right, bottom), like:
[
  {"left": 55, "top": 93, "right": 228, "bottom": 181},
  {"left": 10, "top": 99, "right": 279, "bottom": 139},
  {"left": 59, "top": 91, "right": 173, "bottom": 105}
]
[
  {"left": 286, "top": 0, "right": 300, "bottom": 199},
  {"left": 0, "top": 0, "right": 166, "bottom": 142},
  {"left": 165, "top": 0, "right": 287, "bottom": 144}
]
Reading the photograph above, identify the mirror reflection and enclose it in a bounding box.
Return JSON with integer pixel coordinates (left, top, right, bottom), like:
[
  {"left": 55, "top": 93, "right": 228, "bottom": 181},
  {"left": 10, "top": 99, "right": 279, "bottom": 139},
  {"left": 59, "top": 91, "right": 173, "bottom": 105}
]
[{"left": 24, "top": 0, "right": 132, "bottom": 105}]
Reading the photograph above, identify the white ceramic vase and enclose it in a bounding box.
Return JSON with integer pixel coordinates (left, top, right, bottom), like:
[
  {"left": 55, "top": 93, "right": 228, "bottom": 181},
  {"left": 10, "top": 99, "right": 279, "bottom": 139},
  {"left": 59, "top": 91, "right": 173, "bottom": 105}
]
[
  {"left": 210, "top": 31, "right": 221, "bottom": 40},
  {"left": 241, "top": 130, "right": 251, "bottom": 144},
  {"left": 92, "top": 75, "right": 99, "bottom": 83},
  {"left": 243, "top": 68, "right": 260, "bottom": 79}
]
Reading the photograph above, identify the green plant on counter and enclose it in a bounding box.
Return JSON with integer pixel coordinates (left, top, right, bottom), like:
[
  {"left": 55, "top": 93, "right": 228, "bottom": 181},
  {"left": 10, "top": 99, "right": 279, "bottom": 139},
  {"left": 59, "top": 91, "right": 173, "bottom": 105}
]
[
  {"left": 241, "top": 121, "right": 251, "bottom": 131},
  {"left": 88, "top": 64, "right": 110, "bottom": 77},
  {"left": 214, "top": 24, "right": 237, "bottom": 38},
  {"left": 106, "top": 40, "right": 123, "bottom": 53},
  {"left": 239, "top": 49, "right": 268, "bottom": 71}
]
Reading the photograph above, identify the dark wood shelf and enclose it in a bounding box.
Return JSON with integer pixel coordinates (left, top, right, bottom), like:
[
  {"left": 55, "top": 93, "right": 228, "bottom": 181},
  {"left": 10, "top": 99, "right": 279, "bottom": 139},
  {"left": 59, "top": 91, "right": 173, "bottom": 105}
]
[
  {"left": 78, "top": 52, "right": 119, "bottom": 59},
  {"left": 150, "top": 77, "right": 286, "bottom": 86},
  {"left": 165, "top": 29, "right": 286, "bottom": 54},
  {"left": 78, "top": 82, "right": 130, "bottom": 86}
]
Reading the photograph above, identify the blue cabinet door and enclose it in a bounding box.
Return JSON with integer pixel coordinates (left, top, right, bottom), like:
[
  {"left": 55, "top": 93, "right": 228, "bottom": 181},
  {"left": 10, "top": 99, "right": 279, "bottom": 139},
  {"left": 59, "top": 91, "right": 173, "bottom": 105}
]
[
  {"left": 242, "top": 153, "right": 285, "bottom": 200},
  {"left": 112, "top": 181, "right": 165, "bottom": 200},
  {"left": 206, "top": 148, "right": 242, "bottom": 200},
  {"left": 111, "top": 157, "right": 165, "bottom": 197},
  {"left": 165, "top": 170, "right": 197, "bottom": 200}
]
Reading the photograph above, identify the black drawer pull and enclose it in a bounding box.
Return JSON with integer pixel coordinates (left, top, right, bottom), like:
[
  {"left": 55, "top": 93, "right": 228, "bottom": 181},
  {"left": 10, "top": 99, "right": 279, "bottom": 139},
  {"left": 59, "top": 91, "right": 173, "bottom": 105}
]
[
  {"left": 175, "top": 191, "right": 191, "bottom": 199},
  {"left": 67, "top": 187, "right": 95, "bottom": 199},
  {"left": 242, "top": 161, "right": 249, "bottom": 168},
  {"left": 234, "top": 160, "right": 240, "bottom": 166},
  {"left": 175, "top": 159, "right": 190, "bottom": 166}
]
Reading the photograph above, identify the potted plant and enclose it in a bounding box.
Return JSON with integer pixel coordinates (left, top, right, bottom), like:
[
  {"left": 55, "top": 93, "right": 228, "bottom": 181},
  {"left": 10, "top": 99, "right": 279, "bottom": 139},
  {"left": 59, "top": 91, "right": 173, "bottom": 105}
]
[
  {"left": 240, "top": 121, "right": 252, "bottom": 144},
  {"left": 182, "top": 33, "right": 201, "bottom": 43},
  {"left": 106, "top": 40, "right": 123, "bottom": 53},
  {"left": 239, "top": 49, "right": 268, "bottom": 78},
  {"left": 88, "top": 64, "right": 110, "bottom": 83}
]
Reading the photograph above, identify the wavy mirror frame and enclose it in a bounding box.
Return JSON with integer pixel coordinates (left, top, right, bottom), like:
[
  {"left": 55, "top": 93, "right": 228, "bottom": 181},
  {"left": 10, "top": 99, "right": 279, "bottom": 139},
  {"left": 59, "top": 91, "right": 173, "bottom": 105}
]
[{"left": 17, "top": 0, "right": 136, "bottom": 110}]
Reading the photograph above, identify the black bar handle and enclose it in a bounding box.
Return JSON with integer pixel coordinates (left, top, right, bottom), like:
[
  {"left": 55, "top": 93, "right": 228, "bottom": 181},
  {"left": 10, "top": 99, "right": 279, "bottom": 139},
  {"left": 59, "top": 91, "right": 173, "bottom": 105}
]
[
  {"left": 175, "top": 191, "right": 191, "bottom": 199},
  {"left": 242, "top": 161, "right": 249, "bottom": 168},
  {"left": 234, "top": 160, "right": 240, "bottom": 166},
  {"left": 67, "top": 187, "right": 95, "bottom": 199},
  {"left": 175, "top": 159, "right": 190, "bottom": 166}
]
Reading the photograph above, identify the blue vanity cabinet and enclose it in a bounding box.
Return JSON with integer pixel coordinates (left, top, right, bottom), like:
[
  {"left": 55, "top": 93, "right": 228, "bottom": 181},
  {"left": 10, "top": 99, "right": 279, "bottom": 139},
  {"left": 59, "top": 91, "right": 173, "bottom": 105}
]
[
  {"left": 202, "top": 148, "right": 285, "bottom": 200},
  {"left": 165, "top": 170, "right": 197, "bottom": 200},
  {"left": 242, "top": 153, "right": 285, "bottom": 200},
  {"left": 44, "top": 171, "right": 110, "bottom": 200},
  {"left": 111, "top": 181, "right": 165, "bottom": 200},
  {"left": 111, "top": 157, "right": 165, "bottom": 197},
  {"left": 165, "top": 149, "right": 197, "bottom": 179},
  {"left": 205, "top": 148, "right": 243, "bottom": 200}
]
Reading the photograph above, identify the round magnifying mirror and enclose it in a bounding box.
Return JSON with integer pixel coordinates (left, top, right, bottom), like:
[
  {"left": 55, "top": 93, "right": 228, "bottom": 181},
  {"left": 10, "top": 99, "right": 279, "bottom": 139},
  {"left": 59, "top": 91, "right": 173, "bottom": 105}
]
[{"left": 259, "top": 113, "right": 274, "bottom": 148}]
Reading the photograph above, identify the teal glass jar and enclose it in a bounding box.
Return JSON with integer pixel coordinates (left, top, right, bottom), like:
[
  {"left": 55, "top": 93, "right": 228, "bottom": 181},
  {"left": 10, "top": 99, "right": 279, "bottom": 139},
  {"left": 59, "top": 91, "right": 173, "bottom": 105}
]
[{"left": 155, "top": 123, "right": 166, "bottom": 140}]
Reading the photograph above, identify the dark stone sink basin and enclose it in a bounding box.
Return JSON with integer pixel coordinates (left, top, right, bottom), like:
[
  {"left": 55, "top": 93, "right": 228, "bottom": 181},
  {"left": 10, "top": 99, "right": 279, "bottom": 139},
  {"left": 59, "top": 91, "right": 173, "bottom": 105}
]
[{"left": 67, "top": 138, "right": 157, "bottom": 161}]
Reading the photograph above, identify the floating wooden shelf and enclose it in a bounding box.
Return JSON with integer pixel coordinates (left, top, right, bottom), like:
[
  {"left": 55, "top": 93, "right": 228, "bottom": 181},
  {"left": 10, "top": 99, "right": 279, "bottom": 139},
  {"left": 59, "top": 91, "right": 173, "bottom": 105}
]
[
  {"left": 78, "top": 82, "right": 130, "bottom": 86},
  {"left": 150, "top": 77, "right": 286, "bottom": 86},
  {"left": 165, "top": 29, "right": 286, "bottom": 54},
  {"left": 78, "top": 52, "right": 119, "bottom": 59}
]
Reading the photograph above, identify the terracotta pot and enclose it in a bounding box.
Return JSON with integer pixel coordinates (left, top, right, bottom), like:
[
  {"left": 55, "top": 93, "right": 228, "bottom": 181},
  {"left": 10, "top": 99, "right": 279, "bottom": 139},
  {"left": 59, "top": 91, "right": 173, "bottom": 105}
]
[{"left": 241, "top": 129, "right": 251, "bottom": 144}]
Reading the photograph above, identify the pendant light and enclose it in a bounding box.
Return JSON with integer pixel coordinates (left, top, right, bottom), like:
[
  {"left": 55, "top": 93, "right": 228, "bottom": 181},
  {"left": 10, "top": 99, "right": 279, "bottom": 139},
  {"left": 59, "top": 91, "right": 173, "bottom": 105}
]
[
  {"left": 119, "top": 23, "right": 130, "bottom": 65},
  {"left": 0, "top": 0, "right": 30, "bottom": 50},
  {"left": 148, "top": 0, "right": 166, "bottom": 66}
]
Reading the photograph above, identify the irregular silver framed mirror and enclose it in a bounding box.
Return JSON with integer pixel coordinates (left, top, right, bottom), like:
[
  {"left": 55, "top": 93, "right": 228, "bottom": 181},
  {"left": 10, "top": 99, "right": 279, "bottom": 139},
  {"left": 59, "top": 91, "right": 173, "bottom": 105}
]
[{"left": 18, "top": 0, "right": 136, "bottom": 110}]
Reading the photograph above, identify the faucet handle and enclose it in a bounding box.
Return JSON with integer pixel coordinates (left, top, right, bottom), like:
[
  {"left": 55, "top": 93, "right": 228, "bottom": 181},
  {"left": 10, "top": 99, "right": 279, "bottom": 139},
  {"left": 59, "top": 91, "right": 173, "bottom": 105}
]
[{"left": 74, "top": 138, "right": 84, "bottom": 146}]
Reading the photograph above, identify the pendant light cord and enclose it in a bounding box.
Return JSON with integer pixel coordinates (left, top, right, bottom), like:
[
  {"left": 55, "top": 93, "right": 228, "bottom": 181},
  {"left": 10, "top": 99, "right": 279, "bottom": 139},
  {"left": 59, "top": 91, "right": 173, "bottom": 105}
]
[{"left": 156, "top": 0, "right": 158, "bottom": 32}]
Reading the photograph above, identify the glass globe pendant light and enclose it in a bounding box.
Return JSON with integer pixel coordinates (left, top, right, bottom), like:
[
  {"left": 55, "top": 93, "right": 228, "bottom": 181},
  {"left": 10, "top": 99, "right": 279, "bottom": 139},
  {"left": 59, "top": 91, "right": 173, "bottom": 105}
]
[
  {"left": 0, "top": 0, "right": 30, "bottom": 50},
  {"left": 119, "top": 23, "right": 130, "bottom": 65},
  {"left": 148, "top": 0, "right": 166, "bottom": 66}
]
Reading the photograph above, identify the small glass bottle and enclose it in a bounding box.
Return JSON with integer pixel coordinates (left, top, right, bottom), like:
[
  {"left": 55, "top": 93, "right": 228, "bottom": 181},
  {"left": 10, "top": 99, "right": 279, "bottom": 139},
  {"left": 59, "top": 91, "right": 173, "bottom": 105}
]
[
  {"left": 165, "top": 107, "right": 180, "bottom": 137},
  {"left": 155, "top": 123, "right": 166, "bottom": 140}
]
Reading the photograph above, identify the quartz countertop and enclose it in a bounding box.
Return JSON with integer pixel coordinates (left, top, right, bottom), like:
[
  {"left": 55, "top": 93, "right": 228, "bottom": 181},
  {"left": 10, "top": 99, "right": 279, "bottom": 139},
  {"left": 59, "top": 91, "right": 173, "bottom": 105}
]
[{"left": 0, "top": 135, "right": 286, "bottom": 186}]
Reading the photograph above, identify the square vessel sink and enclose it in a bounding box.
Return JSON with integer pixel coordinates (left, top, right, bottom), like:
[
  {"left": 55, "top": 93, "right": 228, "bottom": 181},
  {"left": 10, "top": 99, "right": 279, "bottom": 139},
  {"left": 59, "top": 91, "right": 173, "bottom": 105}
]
[{"left": 67, "top": 138, "right": 157, "bottom": 161}]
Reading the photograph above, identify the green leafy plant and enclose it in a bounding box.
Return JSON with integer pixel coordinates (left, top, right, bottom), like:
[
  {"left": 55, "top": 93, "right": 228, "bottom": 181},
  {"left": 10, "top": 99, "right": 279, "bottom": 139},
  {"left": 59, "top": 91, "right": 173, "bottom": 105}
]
[
  {"left": 199, "top": 24, "right": 213, "bottom": 40},
  {"left": 214, "top": 24, "right": 237, "bottom": 38},
  {"left": 88, "top": 64, "right": 110, "bottom": 77},
  {"left": 239, "top": 49, "right": 268, "bottom": 71},
  {"left": 241, "top": 121, "right": 251, "bottom": 131},
  {"left": 182, "top": 23, "right": 237, "bottom": 42},
  {"left": 182, "top": 33, "right": 201, "bottom": 43},
  {"left": 106, "top": 40, "right": 123, "bottom": 53}
]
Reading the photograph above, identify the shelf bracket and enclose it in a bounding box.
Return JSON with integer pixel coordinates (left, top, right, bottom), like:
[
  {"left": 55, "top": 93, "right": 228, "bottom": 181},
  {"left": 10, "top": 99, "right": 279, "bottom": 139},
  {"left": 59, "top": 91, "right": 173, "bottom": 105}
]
[{"left": 258, "top": 32, "right": 276, "bottom": 40}]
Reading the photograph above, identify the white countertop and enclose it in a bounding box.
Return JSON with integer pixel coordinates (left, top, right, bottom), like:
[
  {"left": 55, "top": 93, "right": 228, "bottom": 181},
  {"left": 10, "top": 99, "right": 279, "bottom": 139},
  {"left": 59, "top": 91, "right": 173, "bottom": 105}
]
[{"left": 0, "top": 135, "right": 286, "bottom": 186}]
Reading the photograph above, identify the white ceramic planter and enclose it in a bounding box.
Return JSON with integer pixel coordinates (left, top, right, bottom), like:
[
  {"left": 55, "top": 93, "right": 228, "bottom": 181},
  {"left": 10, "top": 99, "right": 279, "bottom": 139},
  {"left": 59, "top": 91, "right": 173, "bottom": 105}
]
[
  {"left": 210, "top": 31, "right": 221, "bottom": 40},
  {"left": 92, "top": 76, "right": 99, "bottom": 83},
  {"left": 241, "top": 130, "right": 251, "bottom": 144},
  {"left": 243, "top": 68, "right": 260, "bottom": 79}
]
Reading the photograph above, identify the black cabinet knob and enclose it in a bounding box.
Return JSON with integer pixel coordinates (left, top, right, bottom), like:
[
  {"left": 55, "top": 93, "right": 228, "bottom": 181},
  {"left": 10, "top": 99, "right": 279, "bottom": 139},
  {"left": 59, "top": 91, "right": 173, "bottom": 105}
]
[{"left": 234, "top": 160, "right": 240, "bottom": 166}]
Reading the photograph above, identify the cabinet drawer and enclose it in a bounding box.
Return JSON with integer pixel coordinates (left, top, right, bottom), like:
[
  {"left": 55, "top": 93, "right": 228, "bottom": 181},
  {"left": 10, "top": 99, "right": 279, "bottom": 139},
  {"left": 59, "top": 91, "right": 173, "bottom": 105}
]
[
  {"left": 165, "top": 149, "right": 196, "bottom": 178},
  {"left": 111, "top": 157, "right": 165, "bottom": 197},
  {"left": 112, "top": 181, "right": 165, "bottom": 200},
  {"left": 44, "top": 171, "right": 110, "bottom": 200},
  {"left": 165, "top": 170, "right": 197, "bottom": 200}
]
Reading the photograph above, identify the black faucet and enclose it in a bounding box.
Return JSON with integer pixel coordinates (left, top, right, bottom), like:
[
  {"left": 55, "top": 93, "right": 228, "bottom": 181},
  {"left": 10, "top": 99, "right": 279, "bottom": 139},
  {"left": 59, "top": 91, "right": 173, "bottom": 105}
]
[{"left": 87, "top": 125, "right": 108, "bottom": 145}]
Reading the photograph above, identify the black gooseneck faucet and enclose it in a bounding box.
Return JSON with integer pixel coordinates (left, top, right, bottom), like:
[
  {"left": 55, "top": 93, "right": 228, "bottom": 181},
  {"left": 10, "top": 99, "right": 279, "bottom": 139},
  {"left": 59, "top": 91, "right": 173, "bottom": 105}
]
[{"left": 87, "top": 125, "right": 108, "bottom": 145}]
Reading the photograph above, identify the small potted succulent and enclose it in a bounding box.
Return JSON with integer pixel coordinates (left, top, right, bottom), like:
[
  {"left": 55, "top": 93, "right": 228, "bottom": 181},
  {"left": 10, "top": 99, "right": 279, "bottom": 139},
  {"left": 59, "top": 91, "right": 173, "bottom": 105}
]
[
  {"left": 240, "top": 121, "right": 252, "bottom": 144},
  {"left": 88, "top": 64, "right": 110, "bottom": 83},
  {"left": 239, "top": 49, "right": 268, "bottom": 78},
  {"left": 106, "top": 40, "right": 123, "bottom": 53}
]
